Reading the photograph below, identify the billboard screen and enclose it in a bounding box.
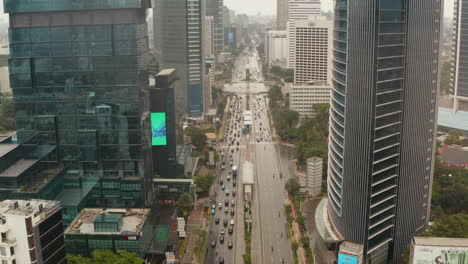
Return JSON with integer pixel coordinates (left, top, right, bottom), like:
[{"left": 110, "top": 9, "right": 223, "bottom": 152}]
[
  {"left": 412, "top": 245, "right": 468, "bottom": 264},
  {"left": 338, "top": 254, "right": 358, "bottom": 264},
  {"left": 228, "top": 32, "right": 234, "bottom": 43},
  {"left": 151, "top": 112, "right": 167, "bottom": 146}
]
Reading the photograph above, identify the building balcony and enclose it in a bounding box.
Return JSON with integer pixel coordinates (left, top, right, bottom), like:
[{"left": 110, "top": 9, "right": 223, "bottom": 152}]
[{"left": 0, "top": 237, "right": 17, "bottom": 247}]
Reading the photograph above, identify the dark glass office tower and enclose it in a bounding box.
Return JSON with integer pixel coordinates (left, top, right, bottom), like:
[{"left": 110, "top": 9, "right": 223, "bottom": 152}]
[
  {"left": 4, "top": 0, "right": 154, "bottom": 209},
  {"left": 153, "top": 0, "right": 205, "bottom": 117},
  {"left": 328, "top": 0, "right": 441, "bottom": 263}
]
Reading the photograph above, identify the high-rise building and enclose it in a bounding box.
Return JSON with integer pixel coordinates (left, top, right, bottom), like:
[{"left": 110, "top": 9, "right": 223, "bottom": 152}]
[
  {"left": 277, "top": 0, "right": 289, "bottom": 30},
  {"left": 0, "top": 199, "right": 66, "bottom": 264},
  {"left": 204, "top": 16, "right": 215, "bottom": 58},
  {"left": 326, "top": 0, "right": 442, "bottom": 263},
  {"left": 294, "top": 16, "right": 332, "bottom": 84},
  {"left": 4, "top": 0, "right": 154, "bottom": 209},
  {"left": 154, "top": 0, "right": 205, "bottom": 118},
  {"left": 205, "top": 0, "right": 224, "bottom": 53},
  {"left": 287, "top": 0, "right": 321, "bottom": 68},
  {"left": 450, "top": 0, "right": 468, "bottom": 110},
  {"left": 289, "top": 16, "right": 332, "bottom": 118},
  {"left": 265, "top": 30, "right": 288, "bottom": 68},
  {"left": 306, "top": 157, "right": 322, "bottom": 197}
]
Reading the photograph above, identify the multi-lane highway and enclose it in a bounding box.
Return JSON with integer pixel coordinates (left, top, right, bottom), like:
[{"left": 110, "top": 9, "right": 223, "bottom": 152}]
[{"left": 205, "top": 42, "right": 293, "bottom": 264}]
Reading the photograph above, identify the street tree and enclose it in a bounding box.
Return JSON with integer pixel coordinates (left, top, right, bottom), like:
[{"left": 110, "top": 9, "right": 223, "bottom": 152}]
[
  {"left": 194, "top": 174, "right": 216, "bottom": 192},
  {"left": 178, "top": 192, "right": 194, "bottom": 210},
  {"left": 68, "top": 250, "right": 144, "bottom": 264},
  {"left": 285, "top": 178, "right": 300, "bottom": 196},
  {"left": 421, "top": 214, "right": 468, "bottom": 238}
]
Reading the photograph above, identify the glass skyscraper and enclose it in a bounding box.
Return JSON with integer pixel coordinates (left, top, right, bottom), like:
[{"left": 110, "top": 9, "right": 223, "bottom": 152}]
[
  {"left": 328, "top": 0, "right": 441, "bottom": 263},
  {"left": 4, "top": 0, "right": 154, "bottom": 210}
]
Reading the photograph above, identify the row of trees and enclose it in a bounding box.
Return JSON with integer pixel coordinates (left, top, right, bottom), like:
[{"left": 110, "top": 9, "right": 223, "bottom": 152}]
[
  {"left": 270, "top": 66, "right": 294, "bottom": 82},
  {"left": 68, "top": 250, "right": 143, "bottom": 264},
  {"left": 0, "top": 98, "right": 15, "bottom": 133}
]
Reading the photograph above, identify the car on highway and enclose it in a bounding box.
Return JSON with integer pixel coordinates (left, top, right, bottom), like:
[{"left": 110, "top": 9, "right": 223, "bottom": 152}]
[
  {"left": 215, "top": 217, "right": 220, "bottom": 224},
  {"left": 221, "top": 185, "right": 225, "bottom": 191},
  {"left": 219, "top": 235, "right": 224, "bottom": 243},
  {"left": 218, "top": 203, "right": 222, "bottom": 209},
  {"left": 224, "top": 199, "right": 229, "bottom": 206},
  {"left": 228, "top": 242, "right": 233, "bottom": 249},
  {"left": 224, "top": 207, "right": 228, "bottom": 214},
  {"left": 227, "top": 175, "right": 231, "bottom": 181},
  {"left": 223, "top": 219, "right": 228, "bottom": 227},
  {"left": 231, "top": 209, "right": 235, "bottom": 216},
  {"left": 225, "top": 190, "right": 230, "bottom": 196},
  {"left": 233, "top": 180, "right": 236, "bottom": 187},
  {"left": 232, "top": 190, "right": 236, "bottom": 196},
  {"left": 211, "top": 204, "right": 216, "bottom": 210},
  {"left": 228, "top": 225, "right": 233, "bottom": 234},
  {"left": 231, "top": 200, "right": 235, "bottom": 206},
  {"left": 219, "top": 256, "right": 224, "bottom": 264},
  {"left": 211, "top": 208, "right": 215, "bottom": 215},
  {"left": 211, "top": 240, "right": 217, "bottom": 247}
]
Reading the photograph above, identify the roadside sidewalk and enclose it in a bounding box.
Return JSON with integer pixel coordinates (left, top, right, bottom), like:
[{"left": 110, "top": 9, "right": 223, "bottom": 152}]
[
  {"left": 181, "top": 202, "right": 206, "bottom": 264},
  {"left": 287, "top": 197, "right": 307, "bottom": 264}
]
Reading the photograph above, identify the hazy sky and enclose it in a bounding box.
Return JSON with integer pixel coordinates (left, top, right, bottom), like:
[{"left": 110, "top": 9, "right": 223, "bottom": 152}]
[
  {"left": 225, "top": 0, "right": 333, "bottom": 15},
  {"left": 0, "top": 0, "right": 456, "bottom": 23}
]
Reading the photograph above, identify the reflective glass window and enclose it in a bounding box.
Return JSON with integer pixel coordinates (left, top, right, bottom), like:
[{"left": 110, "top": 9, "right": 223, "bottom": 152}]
[
  {"left": 379, "top": 45, "right": 404, "bottom": 57},
  {"left": 379, "top": 23, "right": 404, "bottom": 33},
  {"left": 115, "top": 40, "right": 137, "bottom": 55},
  {"left": 60, "top": 131, "right": 77, "bottom": 145},
  {"left": 52, "top": 42, "right": 72, "bottom": 57},
  {"left": 80, "top": 147, "right": 97, "bottom": 161},
  {"left": 34, "top": 58, "right": 52, "bottom": 72},
  {"left": 10, "top": 74, "right": 32, "bottom": 88},
  {"left": 9, "top": 28, "right": 30, "bottom": 43},
  {"left": 36, "top": 117, "right": 55, "bottom": 131},
  {"left": 74, "top": 57, "right": 91, "bottom": 71},
  {"left": 9, "top": 59, "right": 30, "bottom": 73},
  {"left": 30, "top": 27, "right": 50, "bottom": 42},
  {"left": 380, "top": 11, "right": 405, "bottom": 22},
  {"left": 51, "top": 27, "right": 72, "bottom": 41},
  {"left": 379, "top": 34, "right": 404, "bottom": 45},
  {"left": 51, "top": 72, "right": 73, "bottom": 86},
  {"left": 61, "top": 146, "right": 79, "bottom": 160},
  {"left": 71, "top": 26, "right": 86, "bottom": 41},
  {"left": 89, "top": 41, "right": 112, "bottom": 56},
  {"left": 53, "top": 57, "right": 74, "bottom": 71},
  {"left": 380, "top": 0, "right": 405, "bottom": 10},
  {"left": 378, "top": 57, "right": 403, "bottom": 69},
  {"left": 10, "top": 43, "right": 31, "bottom": 57},
  {"left": 86, "top": 25, "right": 112, "bottom": 41},
  {"left": 32, "top": 43, "right": 51, "bottom": 57},
  {"left": 114, "top": 24, "right": 137, "bottom": 40},
  {"left": 72, "top": 42, "right": 88, "bottom": 56}
]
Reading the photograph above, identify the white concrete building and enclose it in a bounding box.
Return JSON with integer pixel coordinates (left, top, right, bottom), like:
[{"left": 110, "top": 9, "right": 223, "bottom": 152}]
[
  {"left": 287, "top": 0, "right": 321, "bottom": 68},
  {"left": 294, "top": 16, "right": 332, "bottom": 84},
  {"left": 0, "top": 199, "right": 66, "bottom": 264},
  {"left": 290, "top": 82, "right": 330, "bottom": 118},
  {"left": 306, "top": 157, "right": 322, "bottom": 197},
  {"left": 265, "top": 30, "right": 288, "bottom": 68},
  {"left": 204, "top": 16, "right": 215, "bottom": 58}
]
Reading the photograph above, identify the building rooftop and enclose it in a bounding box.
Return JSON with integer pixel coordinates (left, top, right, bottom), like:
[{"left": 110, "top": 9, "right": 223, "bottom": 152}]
[
  {"left": 440, "top": 146, "right": 468, "bottom": 167},
  {"left": 0, "top": 159, "right": 39, "bottom": 177},
  {"left": 66, "top": 208, "right": 150, "bottom": 235},
  {"left": 413, "top": 236, "right": 468, "bottom": 247},
  {"left": 0, "top": 199, "right": 60, "bottom": 219},
  {"left": 0, "top": 144, "right": 19, "bottom": 158},
  {"left": 438, "top": 107, "right": 468, "bottom": 132}
]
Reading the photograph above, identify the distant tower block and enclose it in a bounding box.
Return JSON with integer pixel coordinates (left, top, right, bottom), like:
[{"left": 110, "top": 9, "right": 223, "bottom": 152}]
[{"left": 307, "top": 157, "right": 322, "bottom": 197}]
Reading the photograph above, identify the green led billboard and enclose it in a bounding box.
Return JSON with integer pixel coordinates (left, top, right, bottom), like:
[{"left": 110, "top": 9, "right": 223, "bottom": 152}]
[{"left": 151, "top": 112, "right": 167, "bottom": 146}]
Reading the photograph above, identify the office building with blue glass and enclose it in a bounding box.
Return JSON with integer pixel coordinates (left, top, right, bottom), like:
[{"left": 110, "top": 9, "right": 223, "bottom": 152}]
[
  {"left": 4, "top": 0, "right": 154, "bottom": 220},
  {"left": 327, "top": 0, "right": 441, "bottom": 263}
]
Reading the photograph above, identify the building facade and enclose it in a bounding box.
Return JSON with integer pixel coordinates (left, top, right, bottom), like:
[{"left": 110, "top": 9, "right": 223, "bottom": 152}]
[
  {"left": 327, "top": 0, "right": 442, "bottom": 263},
  {"left": 287, "top": 0, "right": 321, "bottom": 68},
  {"left": 293, "top": 16, "right": 332, "bottom": 85},
  {"left": 265, "top": 30, "right": 288, "bottom": 68},
  {"left": 306, "top": 157, "right": 322, "bottom": 197},
  {"left": 0, "top": 199, "right": 66, "bottom": 264},
  {"left": 277, "top": 0, "right": 289, "bottom": 30},
  {"left": 205, "top": 0, "right": 224, "bottom": 53},
  {"left": 65, "top": 208, "right": 152, "bottom": 257},
  {"left": 5, "top": 0, "right": 154, "bottom": 209},
  {"left": 289, "top": 83, "right": 330, "bottom": 117},
  {"left": 154, "top": 0, "right": 205, "bottom": 118},
  {"left": 204, "top": 16, "right": 215, "bottom": 58},
  {"left": 450, "top": 0, "right": 468, "bottom": 110}
]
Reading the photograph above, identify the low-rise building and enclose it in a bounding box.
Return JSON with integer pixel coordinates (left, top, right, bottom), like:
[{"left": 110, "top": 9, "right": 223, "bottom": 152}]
[
  {"left": 0, "top": 199, "right": 66, "bottom": 264},
  {"left": 410, "top": 237, "right": 468, "bottom": 264},
  {"left": 289, "top": 82, "right": 331, "bottom": 118},
  {"left": 65, "top": 208, "right": 152, "bottom": 257},
  {"left": 306, "top": 157, "right": 322, "bottom": 197}
]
